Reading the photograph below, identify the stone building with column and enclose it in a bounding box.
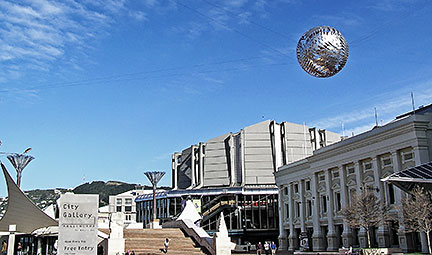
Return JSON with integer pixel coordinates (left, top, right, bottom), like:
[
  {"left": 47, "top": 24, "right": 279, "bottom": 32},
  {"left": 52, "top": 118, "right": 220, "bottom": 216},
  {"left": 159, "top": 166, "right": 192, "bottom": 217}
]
[
  {"left": 136, "top": 120, "right": 341, "bottom": 247},
  {"left": 275, "top": 104, "right": 432, "bottom": 253}
]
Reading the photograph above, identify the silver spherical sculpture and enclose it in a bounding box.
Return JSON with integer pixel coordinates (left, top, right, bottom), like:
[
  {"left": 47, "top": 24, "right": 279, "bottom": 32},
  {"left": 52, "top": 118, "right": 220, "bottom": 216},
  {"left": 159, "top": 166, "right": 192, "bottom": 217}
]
[{"left": 296, "top": 26, "right": 349, "bottom": 78}]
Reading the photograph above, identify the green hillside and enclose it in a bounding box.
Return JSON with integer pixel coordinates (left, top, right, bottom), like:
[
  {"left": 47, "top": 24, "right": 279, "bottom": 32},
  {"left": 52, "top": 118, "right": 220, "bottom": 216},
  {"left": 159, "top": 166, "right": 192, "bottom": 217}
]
[
  {"left": 0, "top": 180, "right": 144, "bottom": 216},
  {"left": 73, "top": 181, "right": 139, "bottom": 206}
]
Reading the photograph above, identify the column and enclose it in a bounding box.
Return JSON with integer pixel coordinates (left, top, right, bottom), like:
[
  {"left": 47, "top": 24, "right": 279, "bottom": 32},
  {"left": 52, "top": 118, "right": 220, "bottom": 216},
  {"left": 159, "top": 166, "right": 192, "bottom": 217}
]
[
  {"left": 392, "top": 150, "right": 409, "bottom": 252},
  {"left": 339, "top": 165, "right": 353, "bottom": 247},
  {"left": 240, "top": 130, "right": 246, "bottom": 186},
  {"left": 288, "top": 183, "right": 298, "bottom": 251},
  {"left": 229, "top": 134, "right": 236, "bottom": 185},
  {"left": 420, "top": 232, "right": 429, "bottom": 254},
  {"left": 354, "top": 162, "right": 362, "bottom": 192},
  {"left": 325, "top": 169, "right": 338, "bottom": 251},
  {"left": 190, "top": 145, "right": 196, "bottom": 188},
  {"left": 278, "top": 187, "right": 288, "bottom": 250},
  {"left": 413, "top": 145, "right": 430, "bottom": 165},
  {"left": 412, "top": 146, "right": 431, "bottom": 253},
  {"left": 311, "top": 173, "right": 325, "bottom": 251},
  {"left": 354, "top": 161, "right": 367, "bottom": 248},
  {"left": 372, "top": 157, "right": 390, "bottom": 248},
  {"left": 37, "top": 238, "right": 42, "bottom": 255},
  {"left": 172, "top": 154, "right": 179, "bottom": 190},
  {"left": 299, "top": 180, "right": 308, "bottom": 251},
  {"left": 197, "top": 142, "right": 205, "bottom": 188},
  {"left": 299, "top": 180, "right": 306, "bottom": 234},
  {"left": 7, "top": 225, "right": 16, "bottom": 255}
]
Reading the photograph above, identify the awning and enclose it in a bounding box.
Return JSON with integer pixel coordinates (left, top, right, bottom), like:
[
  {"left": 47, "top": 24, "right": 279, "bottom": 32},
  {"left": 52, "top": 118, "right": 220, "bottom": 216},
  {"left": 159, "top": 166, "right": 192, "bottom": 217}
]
[
  {"left": 381, "top": 161, "right": 432, "bottom": 193},
  {"left": 0, "top": 163, "right": 58, "bottom": 233}
]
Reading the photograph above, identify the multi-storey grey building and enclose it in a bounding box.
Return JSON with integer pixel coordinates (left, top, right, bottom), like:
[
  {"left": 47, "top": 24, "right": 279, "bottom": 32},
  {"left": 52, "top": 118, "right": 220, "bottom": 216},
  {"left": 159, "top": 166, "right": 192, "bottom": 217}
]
[
  {"left": 172, "top": 120, "right": 340, "bottom": 189},
  {"left": 136, "top": 120, "right": 340, "bottom": 246},
  {"left": 275, "top": 104, "right": 432, "bottom": 253}
]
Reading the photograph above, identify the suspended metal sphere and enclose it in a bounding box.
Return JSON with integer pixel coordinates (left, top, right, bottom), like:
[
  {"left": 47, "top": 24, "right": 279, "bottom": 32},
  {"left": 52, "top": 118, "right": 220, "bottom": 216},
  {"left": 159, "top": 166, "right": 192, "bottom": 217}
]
[{"left": 296, "top": 26, "right": 349, "bottom": 78}]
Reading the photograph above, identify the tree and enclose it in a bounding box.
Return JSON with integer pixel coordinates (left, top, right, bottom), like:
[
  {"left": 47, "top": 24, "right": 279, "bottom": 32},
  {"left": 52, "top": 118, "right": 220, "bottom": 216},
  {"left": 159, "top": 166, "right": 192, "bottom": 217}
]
[
  {"left": 401, "top": 186, "right": 432, "bottom": 255},
  {"left": 340, "top": 185, "right": 390, "bottom": 248}
]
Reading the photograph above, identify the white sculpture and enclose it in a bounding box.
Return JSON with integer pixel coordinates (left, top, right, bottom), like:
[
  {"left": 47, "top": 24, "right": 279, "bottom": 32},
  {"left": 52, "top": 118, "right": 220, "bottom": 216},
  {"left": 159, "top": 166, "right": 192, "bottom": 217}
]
[{"left": 212, "top": 212, "right": 236, "bottom": 255}]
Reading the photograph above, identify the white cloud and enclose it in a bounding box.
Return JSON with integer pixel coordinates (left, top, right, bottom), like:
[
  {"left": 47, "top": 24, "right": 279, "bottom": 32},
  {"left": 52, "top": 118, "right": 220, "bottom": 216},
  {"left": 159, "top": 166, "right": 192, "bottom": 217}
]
[
  {"left": 129, "top": 10, "right": 147, "bottom": 21},
  {"left": 368, "top": 0, "right": 425, "bottom": 12},
  {"left": 310, "top": 79, "right": 432, "bottom": 135},
  {"left": 313, "top": 14, "right": 363, "bottom": 27},
  {"left": 0, "top": 0, "right": 136, "bottom": 82}
]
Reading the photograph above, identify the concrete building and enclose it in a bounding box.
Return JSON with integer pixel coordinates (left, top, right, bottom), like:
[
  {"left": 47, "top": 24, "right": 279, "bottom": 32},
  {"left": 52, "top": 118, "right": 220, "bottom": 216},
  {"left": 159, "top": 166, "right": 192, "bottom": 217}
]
[
  {"left": 108, "top": 187, "right": 155, "bottom": 225},
  {"left": 136, "top": 120, "right": 340, "bottom": 246},
  {"left": 275, "top": 104, "right": 432, "bottom": 253}
]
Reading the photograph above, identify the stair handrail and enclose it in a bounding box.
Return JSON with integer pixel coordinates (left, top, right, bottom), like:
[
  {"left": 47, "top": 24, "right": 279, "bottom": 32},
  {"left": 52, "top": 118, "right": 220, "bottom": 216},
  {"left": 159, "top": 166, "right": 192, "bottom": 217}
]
[{"left": 162, "top": 219, "right": 215, "bottom": 255}]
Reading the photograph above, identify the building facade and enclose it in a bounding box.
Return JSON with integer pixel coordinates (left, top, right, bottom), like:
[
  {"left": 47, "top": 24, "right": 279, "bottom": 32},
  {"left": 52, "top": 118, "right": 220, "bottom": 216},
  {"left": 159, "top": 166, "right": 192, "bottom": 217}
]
[
  {"left": 275, "top": 105, "right": 432, "bottom": 253},
  {"left": 136, "top": 120, "right": 340, "bottom": 246},
  {"left": 108, "top": 187, "right": 155, "bottom": 224}
]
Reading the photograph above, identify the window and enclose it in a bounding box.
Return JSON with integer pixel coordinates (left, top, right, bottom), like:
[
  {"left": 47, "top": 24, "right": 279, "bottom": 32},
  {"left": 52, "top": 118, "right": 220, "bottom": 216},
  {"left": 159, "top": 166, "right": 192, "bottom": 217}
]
[
  {"left": 388, "top": 184, "right": 395, "bottom": 204},
  {"left": 296, "top": 202, "right": 300, "bottom": 217},
  {"left": 116, "top": 206, "right": 122, "bottom": 212},
  {"left": 363, "top": 162, "right": 372, "bottom": 170},
  {"left": 305, "top": 181, "right": 311, "bottom": 191},
  {"left": 125, "top": 206, "right": 132, "bottom": 212},
  {"left": 382, "top": 157, "right": 392, "bottom": 167},
  {"left": 319, "top": 175, "right": 325, "bottom": 181},
  {"left": 333, "top": 171, "right": 340, "bottom": 178},
  {"left": 285, "top": 204, "right": 289, "bottom": 219},
  {"left": 321, "top": 196, "right": 327, "bottom": 213},
  {"left": 402, "top": 151, "right": 414, "bottom": 162},
  {"left": 335, "top": 192, "right": 342, "bottom": 211},
  {"left": 283, "top": 186, "right": 288, "bottom": 195},
  {"left": 347, "top": 166, "right": 355, "bottom": 175},
  {"left": 294, "top": 183, "right": 299, "bottom": 193},
  {"left": 125, "top": 198, "right": 132, "bottom": 205},
  {"left": 116, "top": 198, "right": 122, "bottom": 205},
  {"left": 307, "top": 200, "right": 312, "bottom": 217}
]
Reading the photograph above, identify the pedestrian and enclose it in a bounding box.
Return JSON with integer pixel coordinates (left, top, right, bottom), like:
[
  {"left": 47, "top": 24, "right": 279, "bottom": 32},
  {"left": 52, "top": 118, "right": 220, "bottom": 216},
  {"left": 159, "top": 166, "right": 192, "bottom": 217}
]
[
  {"left": 256, "top": 242, "right": 263, "bottom": 255},
  {"left": 1, "top": 241, "right": 6, "bottom": 255},
  {"left": 125, "top": 250, "right": 130, "bottom": 255},
  {"left": 264, "top": 241, "right": 270, "bottom": 255},
  {"left": 270, "top": 242, "right": 277, "bottom": 255},
  {"left": 130, "top": 251, "right": 136, "bottom": 255},
  {"left": 17, "top": 242, "right": 22, "bottom": 255},
  {"left": 163, "top": 238, "right": 170, "bottom": 254}
]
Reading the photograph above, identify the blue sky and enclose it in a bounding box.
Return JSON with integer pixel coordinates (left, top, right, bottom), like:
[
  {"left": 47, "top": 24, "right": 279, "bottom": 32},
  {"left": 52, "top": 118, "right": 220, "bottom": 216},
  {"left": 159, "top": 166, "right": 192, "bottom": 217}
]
[{"left": 0, "top": 0, "right": 431, "bottom": 195}]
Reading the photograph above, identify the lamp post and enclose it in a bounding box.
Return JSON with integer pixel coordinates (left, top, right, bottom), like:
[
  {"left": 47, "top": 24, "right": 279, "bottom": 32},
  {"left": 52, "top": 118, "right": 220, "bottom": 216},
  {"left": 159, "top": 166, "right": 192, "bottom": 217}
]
[
  {"left": 144, "top": 171, "right": 165, "bottom": 228},
  {"left": 6, "top": 152, "right": 34, "bottom": 188}
]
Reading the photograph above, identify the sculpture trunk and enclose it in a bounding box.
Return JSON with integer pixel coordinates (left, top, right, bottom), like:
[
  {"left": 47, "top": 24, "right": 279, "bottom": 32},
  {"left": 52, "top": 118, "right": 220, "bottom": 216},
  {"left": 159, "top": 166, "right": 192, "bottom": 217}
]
[
  {"left": 144, "top": 171, "right": 165, "bottom": 228},
  {"left": 153, "top": 185, "right": 157, "bottom": 221},
  {"left": 16, "top": 171, "right": 22, "bottom": 188}
]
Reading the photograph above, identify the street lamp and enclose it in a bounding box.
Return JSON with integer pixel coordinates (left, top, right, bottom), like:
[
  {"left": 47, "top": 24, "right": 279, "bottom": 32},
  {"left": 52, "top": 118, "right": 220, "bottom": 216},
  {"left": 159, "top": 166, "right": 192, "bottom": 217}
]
[{"left": 144, "top": 171, "right": 165, "bottom": 228}]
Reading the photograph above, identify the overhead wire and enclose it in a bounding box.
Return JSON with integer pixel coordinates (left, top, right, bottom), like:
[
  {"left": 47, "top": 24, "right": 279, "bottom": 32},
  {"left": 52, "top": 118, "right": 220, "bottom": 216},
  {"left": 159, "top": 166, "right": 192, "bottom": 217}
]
[
  {"left": 0, "top": 55, "right": 290, "bottom": 93},
  {"left": 349, "top": 1, "right": 431, "bottom": 47},
  {"left": 0, "top": 60, "right": 290, "bottom": 93},
  {"left": 200, "top": 0, "right": 295, "bottom": 42},
  {"left": 2, "top": 1, "right": 430, "bottom": 94},
  {"left": 174, "top": 0, "right": 293, "bottom": 60}
]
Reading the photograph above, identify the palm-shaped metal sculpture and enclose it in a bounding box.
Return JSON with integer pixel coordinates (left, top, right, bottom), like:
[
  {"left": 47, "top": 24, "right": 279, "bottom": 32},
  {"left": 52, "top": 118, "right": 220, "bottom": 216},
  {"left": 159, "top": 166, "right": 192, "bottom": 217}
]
[
  {"left": 2, "top": 147, "right": 34, "bottom": 188},
  {"left": 144, "top": 171, "right": 165, "bottom": 223}
]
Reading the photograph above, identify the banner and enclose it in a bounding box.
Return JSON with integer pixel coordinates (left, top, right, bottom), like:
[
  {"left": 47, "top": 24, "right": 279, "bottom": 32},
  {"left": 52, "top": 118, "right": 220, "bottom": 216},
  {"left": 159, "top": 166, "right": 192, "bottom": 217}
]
[{"left": 58, "top": 193, "right": 99, "bottom": 255}]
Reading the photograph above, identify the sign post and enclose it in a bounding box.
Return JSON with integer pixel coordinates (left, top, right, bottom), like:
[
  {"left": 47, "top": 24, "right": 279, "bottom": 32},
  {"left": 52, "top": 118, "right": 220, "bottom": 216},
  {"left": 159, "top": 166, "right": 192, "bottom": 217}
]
[{"left": 58, "top": 193, "right": 98, "bottom": 255}]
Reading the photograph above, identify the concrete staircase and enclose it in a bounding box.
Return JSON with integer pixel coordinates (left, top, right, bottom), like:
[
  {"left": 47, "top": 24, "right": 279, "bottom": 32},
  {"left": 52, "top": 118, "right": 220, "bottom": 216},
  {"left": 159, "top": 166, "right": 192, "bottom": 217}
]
[{"left": 124, "top": 228, "right": 207, "bottom": 255}]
